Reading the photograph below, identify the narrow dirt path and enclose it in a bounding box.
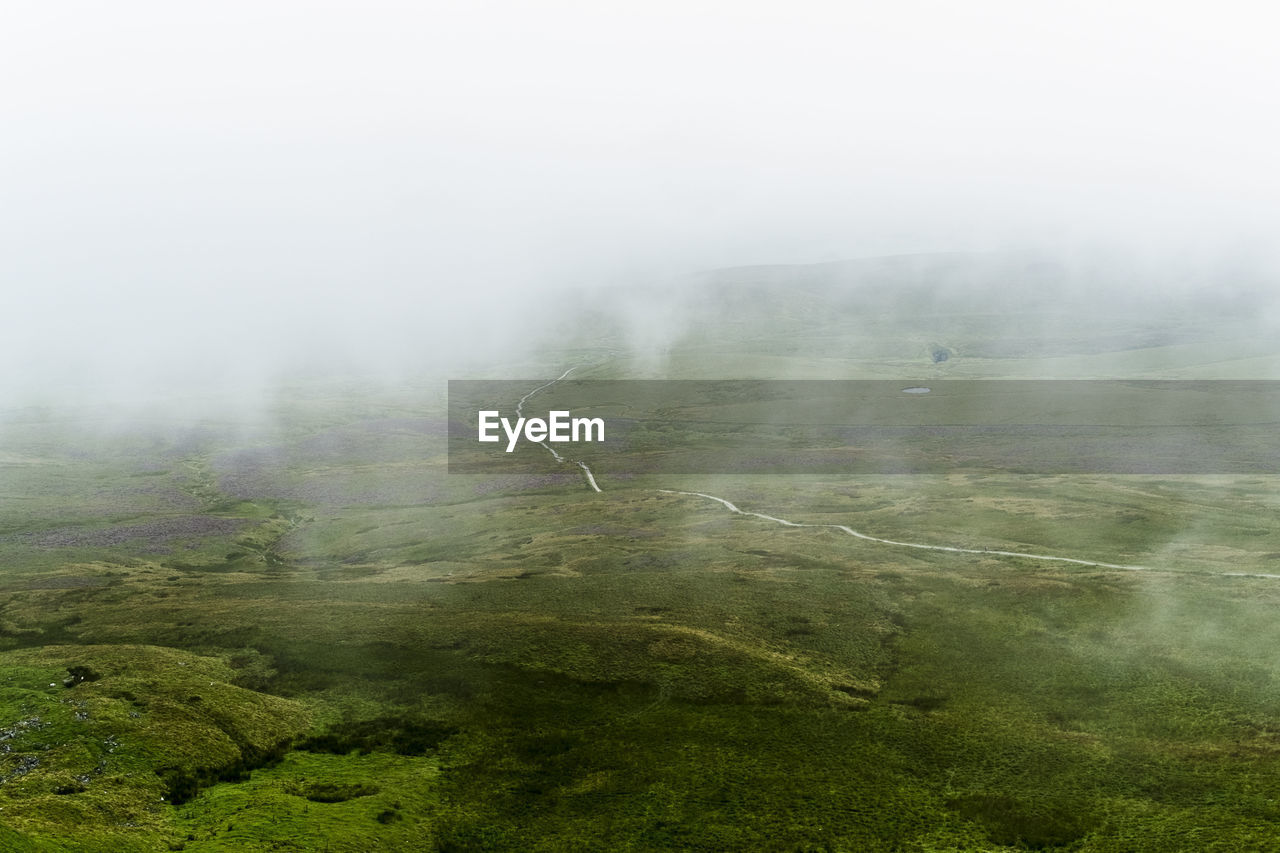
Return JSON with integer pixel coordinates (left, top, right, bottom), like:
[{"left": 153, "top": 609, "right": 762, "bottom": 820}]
[
  {"left": 516, "top": 366, "right": 602, "bottom": 493},
  {"left": 519, "top": 371, "right": 1280, "bottom": 578}
]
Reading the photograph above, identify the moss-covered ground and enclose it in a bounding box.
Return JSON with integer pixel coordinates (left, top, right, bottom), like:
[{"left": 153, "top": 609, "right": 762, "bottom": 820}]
[{"left": 4, "top": 265, "right": 1280, "bottom": 849}]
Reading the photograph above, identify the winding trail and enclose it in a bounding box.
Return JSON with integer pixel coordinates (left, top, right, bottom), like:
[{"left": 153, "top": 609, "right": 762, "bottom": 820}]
[
  {"left": 657, "top": 490, "right": 1280, "bottom": 579},
  {"left": 658, "top": 489, "right": 1158, "bottom": 571},
  {"left": 517, "top": 371, "right": 1280, "bottom": 579},
  {"left": 516, "top": 366, "right": 602, "bottom": 493}
]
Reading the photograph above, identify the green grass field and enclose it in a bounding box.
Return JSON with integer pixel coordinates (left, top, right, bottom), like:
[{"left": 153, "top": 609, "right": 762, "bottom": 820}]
[{"left": 3, "top": 258, "right": 1280, "bottom": 850}]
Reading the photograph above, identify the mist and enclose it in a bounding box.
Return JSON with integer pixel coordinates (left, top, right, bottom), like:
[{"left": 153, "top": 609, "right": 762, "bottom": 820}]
[
  {"left": 8, "top": 7, "right": 1280, "bottom": 847},
  {"left": 4, "top": 1, "right": 1279, "bottom": 407}
]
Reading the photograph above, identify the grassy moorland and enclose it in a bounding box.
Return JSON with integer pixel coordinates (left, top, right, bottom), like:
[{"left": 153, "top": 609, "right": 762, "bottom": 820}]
[{"left": 3, "top": 256, "right": 1280, "bottom": 850}]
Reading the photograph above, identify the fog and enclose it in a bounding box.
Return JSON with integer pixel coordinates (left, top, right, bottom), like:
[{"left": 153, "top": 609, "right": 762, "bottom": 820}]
[{"left": 4, "top": 2, "right": 1278, "bottom": 405}]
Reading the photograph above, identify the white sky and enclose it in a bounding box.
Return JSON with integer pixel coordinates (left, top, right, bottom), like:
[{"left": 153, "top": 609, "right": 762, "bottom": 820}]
[{"left": 3, "top": 1, "right": 1277, "bottom": 397}]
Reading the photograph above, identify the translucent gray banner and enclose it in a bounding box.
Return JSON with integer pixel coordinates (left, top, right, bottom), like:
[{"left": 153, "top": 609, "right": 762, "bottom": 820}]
[{"left": 447, "top": 380, "right": 1280, "bottom": 474}]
